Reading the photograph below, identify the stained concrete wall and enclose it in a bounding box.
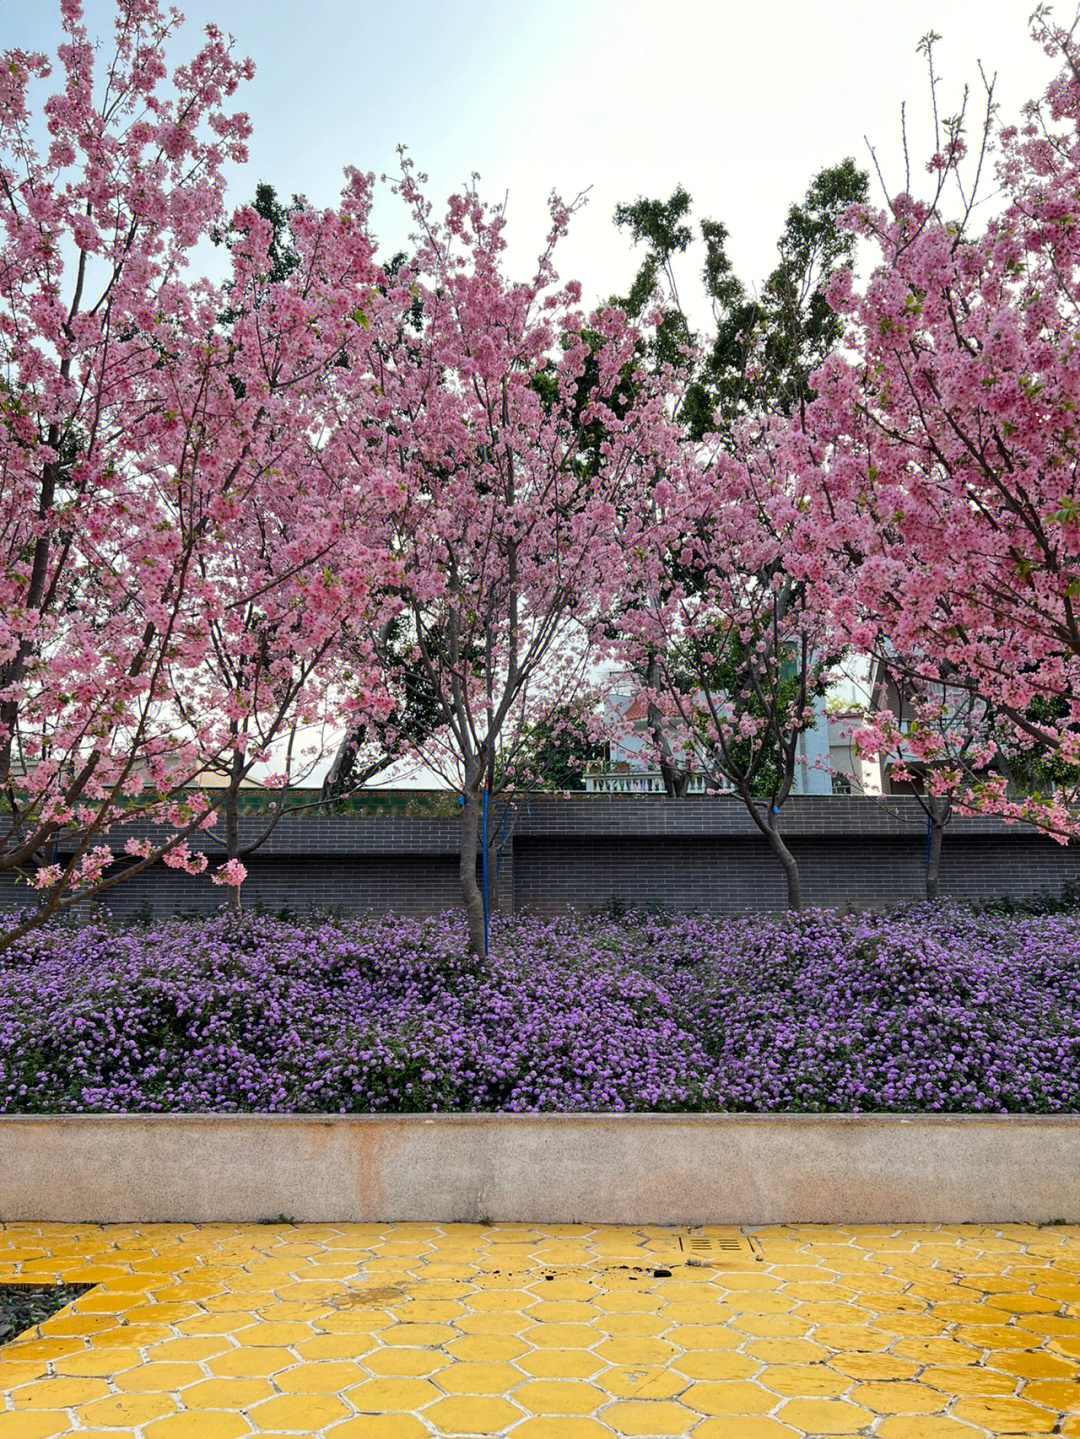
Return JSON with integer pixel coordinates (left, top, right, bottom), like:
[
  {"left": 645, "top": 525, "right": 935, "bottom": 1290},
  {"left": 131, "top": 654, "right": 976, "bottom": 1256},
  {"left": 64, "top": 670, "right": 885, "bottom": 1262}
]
[{"left": 1, "top": 1114, "right": 1077, "bottom": 1225}]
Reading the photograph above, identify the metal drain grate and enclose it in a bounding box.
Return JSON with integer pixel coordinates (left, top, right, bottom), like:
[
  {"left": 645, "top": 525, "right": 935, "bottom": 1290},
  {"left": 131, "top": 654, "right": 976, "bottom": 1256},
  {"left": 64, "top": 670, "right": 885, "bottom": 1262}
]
[{"left": 678, "top": 1231, "right": 754, "bottom": 1256}]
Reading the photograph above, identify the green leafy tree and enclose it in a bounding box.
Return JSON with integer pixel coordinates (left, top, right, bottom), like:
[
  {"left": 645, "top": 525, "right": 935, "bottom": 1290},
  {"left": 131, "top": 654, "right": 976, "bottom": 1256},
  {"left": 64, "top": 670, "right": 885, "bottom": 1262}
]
[
  {"left": 993, "top": 695, "right": 1080, "bottom": 803},
  {"left": 501, "top": 701, "right": 605, "bottom": 794},
  {"left": 321, "top": 617, "right": 449, "bottom": 806},
  {"left": 683, "top": 634, "right": 830, "bottom": 800},
  {"left": 603, "top": 163, "right": 865, "bottom": 813},
  {"left": 615, "top": 160, "right": 869, "bottom": 438}
]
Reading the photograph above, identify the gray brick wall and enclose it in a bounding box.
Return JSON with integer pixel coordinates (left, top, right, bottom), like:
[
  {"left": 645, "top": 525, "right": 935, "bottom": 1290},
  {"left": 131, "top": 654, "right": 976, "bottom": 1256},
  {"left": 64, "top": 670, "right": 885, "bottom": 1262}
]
[
  {"left": 513, "top": 833, "right": 1080, "bottom": 916},
  {"left": 2, "top": 798, "right": 1078, "bottom": 922}
]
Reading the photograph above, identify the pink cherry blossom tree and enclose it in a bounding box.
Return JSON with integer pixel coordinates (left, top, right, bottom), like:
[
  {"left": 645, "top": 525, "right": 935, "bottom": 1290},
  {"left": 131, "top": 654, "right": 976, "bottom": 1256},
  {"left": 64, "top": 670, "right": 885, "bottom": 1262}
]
[
  {"left": 852, "top": 657, "right": 1009, "bottom": 899},
  {"left": 0, "top": 2, "right": 390, "bottom": 945},
  {"left": 615, "top": 418, "right": 842, "bottom": 911},
  {"left": 792, "top": 17, "right": 1080, "bottom": 838},
  {"left": 165, "top": 187, "right": 398, "bottom": 900},
  {"left": 320, "top": 160, "right": 685, "bottom": 955}
]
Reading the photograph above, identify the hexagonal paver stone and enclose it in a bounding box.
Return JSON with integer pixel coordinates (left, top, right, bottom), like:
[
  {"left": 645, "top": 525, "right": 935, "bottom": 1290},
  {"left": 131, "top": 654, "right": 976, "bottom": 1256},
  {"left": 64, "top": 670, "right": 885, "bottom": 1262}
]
[
  {"left": 603, "top": 1399, "right": 699, "bottom": 1435},
  {"left": 682, "top": 1381, "right": 776, "bottom": 1415},
  {"left": 10, "top": 1377, "right": 112, "bottom": 1409},
  {"left": 207, "top": 1348, "right": 298, "bottom": 1378},
  {"left": 851, "top": 1382, "right": 949, "bottom": 1414},
  {"left": 0, "top": 1415, "right": 75, "bottom": 1439},
  {"left": 759, "top": 1362, "right": 849, "bottom": 1397},
  {"left": 330, "top": 1419, "right": 429, "bottom": 1439},
  {"left": 518, "top": 1349, "right": 604, "bottom": 1379},
  {"left": 427, "top": 1396, "right": 524, "bottom": 1433},
  {"left": 514, "top": 1379, "right": 601, "bottom": 1414},
  {"left": 76, "top": 1393, "right": 179, "bottom": 1427},
  {"left": 779, "top": 1398, "right": 874, "bottom": 1434},
  {"left": 249, "top": 1393, "right": 352, "bottom": 1430},
  {"left": 433, "top": 1362, "right": 522, "bottom": 1394},
  {"left": 380, "top": 1323, "right": 457, "bottom": 1347},
  {"left": 145, "top": 1415, "right": 253, "bottom": 1439},
  {"left": 874, "top": 1420, "right": 986, "bottom": 1439},
  {"left": 275, "top": 1362, "right": 368, "bottom": 1393},
  {"left": 182, "top": 1378, "right": 276, "bottom": 1409},
  {"left": 952, "top": 1396, "right": 1058, "bottom": 1433},
  {"left": 693, "top": 1423, "right": 800, "bottom": 1439},
  {"left": 446, "top": 1334, "right": 529, "bottom": 1363},
  {"left": 600, "top": 1367, "right": 686, "bottom": 1400},
  {"left": 511, "top": 1422, "right": 614, "bottom": 1439}
]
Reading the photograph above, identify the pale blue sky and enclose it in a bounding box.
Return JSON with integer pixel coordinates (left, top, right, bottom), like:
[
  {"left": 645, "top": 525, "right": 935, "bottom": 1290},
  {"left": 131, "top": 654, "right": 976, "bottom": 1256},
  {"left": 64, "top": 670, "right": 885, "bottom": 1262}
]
[{"left": 8, "top": 1, "right": 1053, "bottom": 322}]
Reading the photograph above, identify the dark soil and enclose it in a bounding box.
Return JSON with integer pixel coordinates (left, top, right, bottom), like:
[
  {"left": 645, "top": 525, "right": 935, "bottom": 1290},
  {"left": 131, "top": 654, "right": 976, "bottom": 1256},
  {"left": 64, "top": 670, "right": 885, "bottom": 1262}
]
[{"left": 0, "top": 1283, "right": 93, "bottom": 1346}]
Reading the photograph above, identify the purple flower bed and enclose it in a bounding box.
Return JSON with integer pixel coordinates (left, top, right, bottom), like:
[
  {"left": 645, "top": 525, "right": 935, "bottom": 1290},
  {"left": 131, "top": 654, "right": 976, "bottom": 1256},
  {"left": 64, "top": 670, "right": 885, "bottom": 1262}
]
[{"left": 1, "top": 905, "right": 1078, "bottom": 1113}]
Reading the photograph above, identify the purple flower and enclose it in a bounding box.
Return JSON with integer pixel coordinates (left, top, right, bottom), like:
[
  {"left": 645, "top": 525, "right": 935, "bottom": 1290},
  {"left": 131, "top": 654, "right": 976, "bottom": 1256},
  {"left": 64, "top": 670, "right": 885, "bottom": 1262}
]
[{"left": 0, "top": 904, "right": 1076, "bottom": 1115}]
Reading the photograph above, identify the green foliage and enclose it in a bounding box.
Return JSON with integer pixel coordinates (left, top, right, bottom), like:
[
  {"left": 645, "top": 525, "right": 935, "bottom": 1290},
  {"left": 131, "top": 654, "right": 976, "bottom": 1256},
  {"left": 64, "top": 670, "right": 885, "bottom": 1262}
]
[
  {"left": 608, "top": 164, "right": 863, "bottom": 814},
  {"left": 502, "top": 701, "right": 605, "bottom": 793},
  {"left": 997, "top": 693, "right": 1080, "bottom": 797},
  {"left": 212, "top": 181, "right": 302, "bottom": 282},
  {"left": 678, "top": 627, "right": 830, "bottom": 799},
  {"left": 613, "top": 186, "right": 697, "bottom": 373},
  {"left": 322, "top": 617, "right": 445, "bottom": 804},
  {"left": 615, "top": 160, "right": 869, "bottom": 438},
  {"left": 205, "top": 181, "right": 307, "bottom": 404},
  {"left": 979, "top": 879, "right": 1080, "bottom": 917},
  {"left": 532, "top": 326, "right": 638, "bottom": 481},
  {"left": 0, "top": 1285, "right": 93, "bottom": 1346}
]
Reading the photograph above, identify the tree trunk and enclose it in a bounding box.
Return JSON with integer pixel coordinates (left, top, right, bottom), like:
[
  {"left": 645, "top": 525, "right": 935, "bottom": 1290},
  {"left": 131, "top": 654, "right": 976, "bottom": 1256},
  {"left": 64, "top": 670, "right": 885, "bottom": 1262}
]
[
  {"left": 658, "top": 755, "right": 677, "bottom": 798},
  {"left": 764, "top": 819, "right": 803, "bottom": 911},
  {"left": 925, "top": 795, "right": 950, "bottom": 902},
  {"left": 225, "top": 775, "right": 242, "bottom": 914},
  {"left": 659, "top": 754, "right": 691, "bottom": 798},
  {"left": 647, "top": 653, "right": 689, "bottom": 799},
  {"left": 926, "top": 820, "right": 943, "bottom": 902},
  {"left": 460, "top": 785, "right": 486, "bottom": 957}
]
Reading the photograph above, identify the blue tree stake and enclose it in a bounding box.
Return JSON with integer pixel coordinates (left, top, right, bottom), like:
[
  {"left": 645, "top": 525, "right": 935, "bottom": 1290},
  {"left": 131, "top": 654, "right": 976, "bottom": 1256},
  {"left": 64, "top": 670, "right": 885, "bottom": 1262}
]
[{"left": 481, "top": 787, "right": 490, "bottom": 959}]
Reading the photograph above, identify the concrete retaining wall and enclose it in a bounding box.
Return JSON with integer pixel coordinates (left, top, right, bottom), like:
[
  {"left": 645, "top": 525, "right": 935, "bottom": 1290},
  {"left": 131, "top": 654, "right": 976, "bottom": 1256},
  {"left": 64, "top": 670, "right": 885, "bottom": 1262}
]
[{"left": 4, "top": 1113, "right": 1078, "bottom": 1225}]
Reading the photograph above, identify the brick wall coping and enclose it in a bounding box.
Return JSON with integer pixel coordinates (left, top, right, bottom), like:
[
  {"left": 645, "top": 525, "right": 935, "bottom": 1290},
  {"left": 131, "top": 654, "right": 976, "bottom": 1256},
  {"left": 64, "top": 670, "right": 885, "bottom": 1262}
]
[
  {"left": 512, "top": 795, "right": 1033, "bottom": 839},
  {"left": 55, "top": 796, "right": 1057, "bottom": 857}
]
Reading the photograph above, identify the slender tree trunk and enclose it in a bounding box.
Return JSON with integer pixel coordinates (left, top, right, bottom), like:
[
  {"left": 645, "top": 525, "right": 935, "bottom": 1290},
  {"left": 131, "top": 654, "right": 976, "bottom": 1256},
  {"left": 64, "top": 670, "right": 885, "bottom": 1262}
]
[
  {"left": 460, "top": 784, "right": 486, "bottom": 957},
  {"left": 764, "top": 818, "right": 803, "bottom": 911},
  {"left": 647, "top": 653, "right": 689, "bottom": 799},
  {"left": 225, "top": 778, "right": 242, "bottom": 914},
  {"left": 485, "top": 813, "right": 501, "bottom": 913},
  {"left": 925, "top": 795, "right": 950, "bottom": 902},
  {"left": 926, "top": 820, "right": 943, "bottom": 902},
  {"left": 658, "top": 754, "right": 684, "bottom": 798}
]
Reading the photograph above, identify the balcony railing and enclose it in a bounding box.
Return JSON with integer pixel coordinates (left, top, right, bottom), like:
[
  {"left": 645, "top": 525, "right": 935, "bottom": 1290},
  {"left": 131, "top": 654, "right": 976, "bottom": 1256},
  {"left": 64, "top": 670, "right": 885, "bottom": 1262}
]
[{"left": 582, "top": 768, "right": 730, "bottom": 795}]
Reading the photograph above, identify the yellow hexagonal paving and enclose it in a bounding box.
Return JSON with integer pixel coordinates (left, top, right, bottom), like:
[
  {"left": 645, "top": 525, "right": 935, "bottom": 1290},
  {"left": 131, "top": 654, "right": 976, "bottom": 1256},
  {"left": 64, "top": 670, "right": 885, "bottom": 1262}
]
[{"left": 0, "top": 1220, "right": 1077, "bottom": 1434}]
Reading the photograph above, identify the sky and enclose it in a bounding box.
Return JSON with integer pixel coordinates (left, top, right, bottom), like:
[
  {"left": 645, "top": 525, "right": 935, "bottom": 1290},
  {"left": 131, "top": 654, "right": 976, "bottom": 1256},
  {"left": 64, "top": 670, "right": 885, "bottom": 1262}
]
[{"left": 7, "top": 0, "right": 1058, "bottom": 324}]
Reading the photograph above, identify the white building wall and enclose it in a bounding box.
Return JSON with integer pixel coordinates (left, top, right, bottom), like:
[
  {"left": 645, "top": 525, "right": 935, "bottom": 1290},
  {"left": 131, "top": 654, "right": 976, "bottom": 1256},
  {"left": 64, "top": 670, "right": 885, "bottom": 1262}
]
[{"left": 794, "top": 697, "right": 833, "bottom": 795}]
